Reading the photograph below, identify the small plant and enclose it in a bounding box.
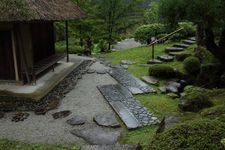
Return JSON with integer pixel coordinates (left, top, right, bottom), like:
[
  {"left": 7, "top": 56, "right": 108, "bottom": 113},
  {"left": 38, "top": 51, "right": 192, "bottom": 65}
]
[
  {"left": 149, "top": 64, "right": 177, "bottom": 79},
  {"left": 183, "top": 56, "right": 200, "bottom": 75},
  {"left": 97, "top": 39, "right": 108, "bottom": 52}
]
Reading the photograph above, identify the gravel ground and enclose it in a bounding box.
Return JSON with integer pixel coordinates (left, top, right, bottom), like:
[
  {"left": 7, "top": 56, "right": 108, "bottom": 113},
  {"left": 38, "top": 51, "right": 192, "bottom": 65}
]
[{"left": 0, "top": 62, "right": 122, "bottom": 146}]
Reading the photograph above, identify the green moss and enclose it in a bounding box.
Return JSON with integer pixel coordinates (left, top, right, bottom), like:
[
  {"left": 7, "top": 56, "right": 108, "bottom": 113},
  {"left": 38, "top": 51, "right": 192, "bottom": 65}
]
[
  {"left": 149, "top": 119, "right": 225, "bottom": 150},
  {"left": 149, "top": 64, "right": 177, "bottom": 79},
  {"left": 0, "top": 139, "right": 79, "bottom": 150},
  {"left": 183, "top": 56, "right": 200, "bottom": 75},
  {"left": 201, "top": 105, "right": 225, "bottom": 116}
]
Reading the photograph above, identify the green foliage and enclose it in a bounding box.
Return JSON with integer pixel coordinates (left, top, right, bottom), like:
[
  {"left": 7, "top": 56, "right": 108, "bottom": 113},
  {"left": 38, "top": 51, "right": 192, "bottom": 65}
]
[
  {"left": 149, "top": 119, "right": 225, "bottom": 150},
  {"left": 96, "top": 39, "right": 108, "bottom": 52},
  {"left": 201, "top": 105, "right": 225, "bottom": 116},
  {"left": 183, "top": 56, "right": 200, "bottom": 75},
  {"left": 134, "top": 23, "right": 165, "bottom": 44},
  {"left": 175, "top": 53, "right": 191, "bottom": 61},
  {"left": 178, "top": 22, "right": 196, "bottom": 37},
  {"left": 144, "top": 1, "right": 160, "bottom": 24},
  {"left": 195, "top": 46, "right": 219, "bottom": 64},
  {"left": 0, "top": 139, "right": 79, "bottom": 150},
  {"left": 149, "top": 64, "right": 177, "bottom": 79}
]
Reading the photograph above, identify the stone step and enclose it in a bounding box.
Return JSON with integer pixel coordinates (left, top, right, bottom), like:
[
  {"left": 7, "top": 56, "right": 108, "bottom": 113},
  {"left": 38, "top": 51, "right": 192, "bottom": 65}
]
[
  {"left": 157, "top": 54, "right": 174, "bottom": 62},
  {"left": 188, "top": 37, "right": 196, "bottom": 41},
  {"left": 183, "top": 39, "right": 196, "bottom": 45},
  {"left": 165, "top": 47, "right": 184, "bottom": 53},
  {"left": 108, "top": 67, "right": 152, "bottom": 94},
  {"left": 173, "top": 43, "right": 189, "bottom": 48},
  {"left": 81, "top": 144, "right": 137, "bottom": 150},
  {"left": 168, "top": 52, "right": 182, "bottom": 56},
  {"left": 147, "top": 59, "right": 163, "bottom": 64},
  {"left": 97, "top": 84, "right": 159, "bottom": 129}
]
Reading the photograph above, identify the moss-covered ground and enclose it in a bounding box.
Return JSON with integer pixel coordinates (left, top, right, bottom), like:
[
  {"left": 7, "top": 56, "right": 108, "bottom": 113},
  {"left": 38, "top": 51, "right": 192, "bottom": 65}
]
[{"left": 104, "top": 42, "right": 225, "bottom": 149}]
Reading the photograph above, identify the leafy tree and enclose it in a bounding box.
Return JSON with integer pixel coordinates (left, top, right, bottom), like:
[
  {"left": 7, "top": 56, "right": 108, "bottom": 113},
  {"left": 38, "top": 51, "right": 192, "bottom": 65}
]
[
  {"left": 159, "top": 0, "right": 225, "bottom": 65},
  {"left": 144, "top": 1, "right": 160, "bottom": 24}
]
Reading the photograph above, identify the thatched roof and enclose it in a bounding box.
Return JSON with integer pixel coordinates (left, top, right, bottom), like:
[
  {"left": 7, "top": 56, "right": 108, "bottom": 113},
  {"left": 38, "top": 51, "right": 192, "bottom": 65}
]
[{"left": 0, "top": 0, "right": 85, "bottom": 22}]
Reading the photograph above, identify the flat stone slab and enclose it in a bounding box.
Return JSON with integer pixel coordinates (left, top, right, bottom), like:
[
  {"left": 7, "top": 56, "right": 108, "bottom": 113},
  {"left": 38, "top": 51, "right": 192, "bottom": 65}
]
[
  {"left": 157, "top": 54, "right": 174, "bottom": 62},
  {"left": 147, "top": 59, "right": 163, "bottom": 64},
  {"left": 96, "top": 70, "right": 107, "bottom": 74},
  {"left": 97, "top": 84, "right": 159, "bottom": 129},
  {"left": 141, "top": 76, "right": 158, "bottom": 85},
  {"left": 183, "top": 39, "right": 196, "bottom": 45},
  {"left": 71, "top": 127, "right": 120, "bottom": 145},
  {"left": 81, "top": 144, "right": 137, "bottom": 150},
  {"left": 52, "top": 110, "right": 72, "bottom": 119},
  {"left": 108, "top": 67, "right": 152, "bottom": 94},
  {"left": 94, "top": 113, "right": 120, "bottom": 128},
  {"left": 188, "top": 37, "right": 196, "bottom": 41},
  {"left": 168, "top": 52, "right": 182, "bottom": 56},
  {"left": 173, "top": 43, "right": 189, "bottom": 48},
  {"left": 165, "top": 47, "right": 184, "bottom": 53},
  {"left": 120, "top": 60, "right": 135, "bottom": 65},
  {"left": 66, "top": 115, "right": 86, "bottom": 126}
]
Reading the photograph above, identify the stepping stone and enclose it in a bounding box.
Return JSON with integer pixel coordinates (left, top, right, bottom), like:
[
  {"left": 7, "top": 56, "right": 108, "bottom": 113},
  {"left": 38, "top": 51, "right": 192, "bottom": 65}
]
[
  {"left": 141, "top": 76, "right": 158, "bottom": 85},
  {"left": 165, "top": 47, "right": 184, "bottom": 53},
  {"left": 167, "top": 93, "right": 180, "bottom": 99},
  {"left": 0, "top": 112, "right": 4, "bottom": 119},
  {"left": 157, "top": 115, "right": 179, "bottom": 133},
  {"left": 188, "top": 37, "right": 196, "bottom": 41},
  {"left": 173, "top": 43, "right": 189, "bottom": 48},
  {"left": 139, "top": 64, "right": 150, "bottom": 67},
  {"left": 120, "top": 60, "right": 135, "bottom": 65},
  {"left": 71, "top": 127, "right": 120, "bottom": 145},
  {"left": 165, "top": 81, "right": 181, "bottom": 94},
  {"left": 12, "top": 112, "right": 29, "bottom": 122},
  {"left": 108, "top": 68, "right": 152, "bottom": 94},
  {"left": 157, "top": 54, "right": 174, "bottom": 62},
  {"left": 81, "top": 144, "right": 137, "bottom": 150},
  {"left": 67, "top": 115, "right": 86, "bottom": 126},
  {"left": 121, "top": 65, "right": 128, "bottom": 69},
  {"left": 183, "top": 39, "right": 196, "bottom": 45},
  {"left": 168, "top": 52, "right": 182, "bottom": 56},
  {"left": 147, "top": 59, "right": 163, "bottom": 64},
  {"left": 96, "top": 70, "right": 107, "bottom": 74},
  {"left": 94, "top": 113, "right": 120, "bottom": 128},
  {"left": 159, "top": 86, "right": 167, "bottom": 93},
  {"left": 52, "top": 110, "right": 72, "bottom": 119},
  {"left": 87, "top": 69, "right": 96, "bottom": 74}
]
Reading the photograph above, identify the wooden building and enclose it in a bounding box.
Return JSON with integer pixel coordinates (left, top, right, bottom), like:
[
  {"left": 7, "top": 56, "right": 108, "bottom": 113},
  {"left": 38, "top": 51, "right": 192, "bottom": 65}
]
[{"left": 0, "top": 0, "right": 85, "bottom": 83}]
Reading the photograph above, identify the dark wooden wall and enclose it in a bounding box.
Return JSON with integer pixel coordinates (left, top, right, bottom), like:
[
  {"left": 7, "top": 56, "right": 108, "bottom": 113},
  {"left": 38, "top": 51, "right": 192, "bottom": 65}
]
[
  {"left": 0, "top": 30, "right": 15, "bottom": 80},
  {"left": 30, "top": 22, "right": 55, "bottom": 63}
]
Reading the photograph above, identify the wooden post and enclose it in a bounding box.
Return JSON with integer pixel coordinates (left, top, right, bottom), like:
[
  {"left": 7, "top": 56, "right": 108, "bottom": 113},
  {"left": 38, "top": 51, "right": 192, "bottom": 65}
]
[
  {"left": 65, "top": 21, "right": 69, "bottom": 62},
  {"left": 11, "top": 30, "right": 19, "bottom": 81},
  {"left": 152, "top": 44, "right": 155, "bottom": 59}
]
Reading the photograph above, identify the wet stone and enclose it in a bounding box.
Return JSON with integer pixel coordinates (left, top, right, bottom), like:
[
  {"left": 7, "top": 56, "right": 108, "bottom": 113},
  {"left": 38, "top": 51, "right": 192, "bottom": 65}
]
[
  {"left": 66, "top": 115, "right": 86, "bottom": 126},
  {"left": 157, "top": 54, "right": 174, "bottom": 62},
  {"left": 120, "top": 60, "right": 135, "bottom": 65},
  {"left": 141, "top": 76, "right": 158, "bottom": 85},
  {"left": 71, "top": 127, "right": 121, "bottom": 145},
  {"left": 183, "top": 39, "right": 196, "bottom": 45},
  {"left": 12, "top": 112, "right": 29, "bottom": 122},
  {"left": 52, "top": 110, "right": 72, "bottom": 119},
  {"left": 94, "top": 113, "right": 120, "bottom": 128}
]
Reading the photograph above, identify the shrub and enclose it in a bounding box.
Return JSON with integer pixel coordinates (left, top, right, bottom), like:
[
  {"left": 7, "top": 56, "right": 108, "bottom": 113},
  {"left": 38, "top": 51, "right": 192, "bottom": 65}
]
[
  {"left": 183, "top": 56, "right": 201, "bottom": 75},
  {"left": 134, "top": 23, "right": 165, "bottom": 44},
  {"left": 149, "top": 119, "right": 225, "bottom": 150},
  {"left": 149, "top": 64, "right": 177, "bottom": 79},
  {"left": 201, "top": 105, "right": 225, "bottom": 116},
  {"left": 175, "top": 53, "right": 192, "bottom": 61},
  {"left": 96, "top": 39, "right": 108, "bottom": 52}
]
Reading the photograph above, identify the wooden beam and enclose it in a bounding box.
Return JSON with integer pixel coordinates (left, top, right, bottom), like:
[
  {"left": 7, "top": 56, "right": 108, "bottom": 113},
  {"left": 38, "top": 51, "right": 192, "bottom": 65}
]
[
  {"left": 11, "top": 30, "right": 19, "bottom": 81},
  {"left": 65, "top": 21, "right": 69, "bottom": 62}
]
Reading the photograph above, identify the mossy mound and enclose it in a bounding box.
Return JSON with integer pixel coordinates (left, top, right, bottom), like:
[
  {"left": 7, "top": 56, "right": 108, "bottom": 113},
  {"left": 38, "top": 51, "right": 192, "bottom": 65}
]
[
  {"left": 201, "top": 105, "right": 225, "bottom": 116},
  {"left": 149, "top": 64, "right": 178, "bottom": 79},
  {"left": 149, "top": 119, "right": 225, "bottom": 150},
  {"left": 183, "top": 56, "right": 201, "bottom": 75}
]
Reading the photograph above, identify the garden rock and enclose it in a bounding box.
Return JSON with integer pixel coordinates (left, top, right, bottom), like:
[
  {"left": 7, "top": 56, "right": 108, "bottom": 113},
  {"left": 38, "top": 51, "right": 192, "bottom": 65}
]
[
  {"left": 141, "top": 76, "right": 158, "bottom": 85},
  {"left": 167, "top": 93, "right": 179, "bottom": 99},
  {"left": 121, "top": 65, "right": 128, "bottom": 70},
  {"left": 12, "top": 112, "right": 29, "bottom": 122},
  {"left": 157, "top": 54, "right": 174, "bottom": 62},
  {"left": 159, "top": 86, "right": 167, "bottom": 93},
  {"left": 87, "top": 69, "right": 95, "bottom": 74},
  {"left": 71, "top": 127, "right": 120, "bottom": 145},
  {"left": 94, "top": 113, "right": 120, "bottom": 128},
  {"left": 173, "top": 43, "right": 189, "bottom": 48},
  {"left": 165, "top": 47, "right": 184, "bottom": 53},
  {"left": 120, "top": 60, "right": 135, "bottom": 65},
  {"left": 147, "top": 59, "right": 163, "bottom": 64},
  {"left": 52, "top": 110, "right": 72, "bottom": 119},
  {"left": 183, "top": 39, "right": 196, "bottom": 45},
  {"left": 66, "top": 115, "right": 86, "bottom": 126},
  {"left": 165, "top": 81, "right": 182, "bottom": 94},
  {"left": 157, "top": 115, "right": 179, "bottom": 133}
]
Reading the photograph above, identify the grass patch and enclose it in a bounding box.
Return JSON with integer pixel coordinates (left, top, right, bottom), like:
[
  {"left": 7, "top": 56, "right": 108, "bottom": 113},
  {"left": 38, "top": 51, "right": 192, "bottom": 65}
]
[{"left": 0, "top": 139, "right": 79, "bottom": 150}]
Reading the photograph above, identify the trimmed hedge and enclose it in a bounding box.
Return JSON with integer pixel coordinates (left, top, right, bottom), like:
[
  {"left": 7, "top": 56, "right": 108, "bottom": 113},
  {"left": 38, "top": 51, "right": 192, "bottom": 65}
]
[
  {"left": 149, "top": 64, "right": 177, "bottom": 79},
  {"left": 149, "top": 119, "right": 225, "bottom": 150},
  {"left": 183, "top": 56, "right": 201, "bottom": 74}
]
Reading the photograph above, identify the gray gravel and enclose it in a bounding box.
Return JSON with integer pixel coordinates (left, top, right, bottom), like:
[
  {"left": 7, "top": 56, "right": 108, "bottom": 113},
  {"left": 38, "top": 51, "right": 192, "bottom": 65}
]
[{"left": 0, "top": 62, "right": 122, "bottom": 146}]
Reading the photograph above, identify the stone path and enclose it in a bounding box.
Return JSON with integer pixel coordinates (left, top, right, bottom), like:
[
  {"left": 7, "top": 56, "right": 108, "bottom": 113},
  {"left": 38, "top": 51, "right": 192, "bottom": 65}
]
[
  {"left": 108, "top": 67, "right": 152, "bottom": 94},
  {"left": 98, "top": 84, "right": 159, "bottom": 129}
]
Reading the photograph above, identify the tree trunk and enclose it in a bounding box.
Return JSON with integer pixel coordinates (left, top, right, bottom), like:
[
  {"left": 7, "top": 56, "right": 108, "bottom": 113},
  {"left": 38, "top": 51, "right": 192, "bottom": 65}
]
[{"left": 196, "top": 24, "right": 205, "bottom": 46}]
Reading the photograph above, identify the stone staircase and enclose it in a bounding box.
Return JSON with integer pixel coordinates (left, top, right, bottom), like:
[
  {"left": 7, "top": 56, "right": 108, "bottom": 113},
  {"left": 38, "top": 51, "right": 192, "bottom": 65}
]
[{"left": 148, "top": 37, "right": 196, "bottom": 64}]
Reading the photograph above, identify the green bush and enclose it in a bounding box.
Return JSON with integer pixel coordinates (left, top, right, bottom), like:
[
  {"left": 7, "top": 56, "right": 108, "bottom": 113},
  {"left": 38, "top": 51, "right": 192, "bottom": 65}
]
[
  {"left": 183, "top": 56, "right": 201, "bottom": 74},
  {"left": 175, "top": 53, "right": 192, "bottom": 61},
  {"left": 149, "top": 119, "right": 225, "bottom": 150},
  {"left": 201, "top": 105, "right": 225, "bottom": 116},
  {"left": 149, "top": 64, "right": 177, "bottom": 79},
  {"left": 96, "top": 39, "right": 108, "bottom": 52},
  {"left": 134, "top": 23, "right": 165, "bottom": 44}
]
